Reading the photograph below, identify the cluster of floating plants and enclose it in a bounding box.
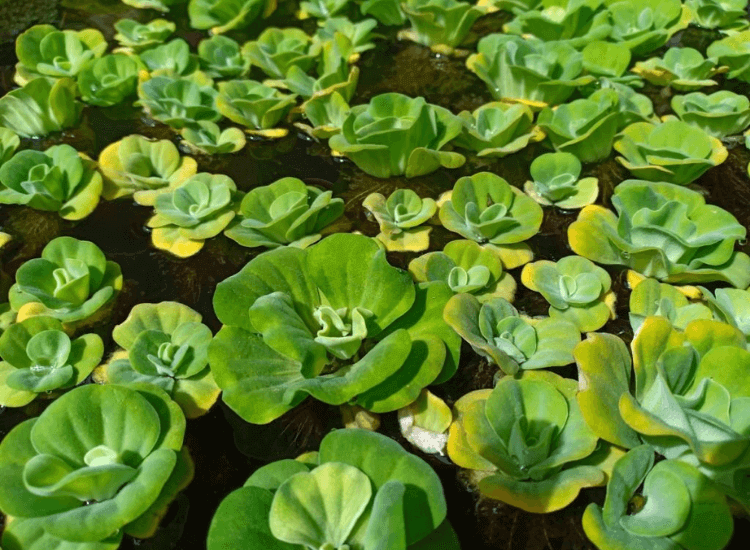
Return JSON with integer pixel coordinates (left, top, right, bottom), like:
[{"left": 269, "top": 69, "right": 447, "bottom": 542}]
[{"left": 0, "top": 0, "right": 750, "bottom": 548}]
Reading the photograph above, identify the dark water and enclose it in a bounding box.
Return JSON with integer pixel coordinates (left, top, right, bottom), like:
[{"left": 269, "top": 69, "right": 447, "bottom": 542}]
[{"left": 0, "top": 2, "right": 749, "bottom": 549}]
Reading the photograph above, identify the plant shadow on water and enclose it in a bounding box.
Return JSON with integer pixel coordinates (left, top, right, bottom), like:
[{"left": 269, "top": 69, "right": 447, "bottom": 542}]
[{"left": 0, "top": 2, "right": 750, "bottom": 549}]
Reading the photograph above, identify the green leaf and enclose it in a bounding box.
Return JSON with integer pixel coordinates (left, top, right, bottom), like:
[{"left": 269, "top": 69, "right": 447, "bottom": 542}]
[
  {"left": 575, "top": 333, "right": 641, "bottom": 448},
  {"left": 207, "top": 486, "right": 297, "bottom": 550},
  {"left": 269, "top": 462, "right": 372, "bottom": 547},
  {"left": 318, "top": 429, "right": 447, "bottom": 545}
]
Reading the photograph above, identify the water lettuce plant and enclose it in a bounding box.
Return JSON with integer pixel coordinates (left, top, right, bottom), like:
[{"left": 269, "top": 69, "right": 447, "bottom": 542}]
[
  {"left": 582, "top": 445, "right": 734, "bottom": 550},
  {"left": 0, "top": 383, "right": 192, "bottom": 548},
  {"left": 98, "top": 134, "right": 198, "bottom": 204},
  {"left": 0, "top": 316, "right": 103, "bottom": 407},
  {"left": 399, "top": 0, "right": 486, "bottom": 51},
  {"left": 606, "top": 0, "right": 690, "bottom": 56},
  {"left": 444, "top": 295, "right": 580, "bottom": 374},
  {"left": 536, "top": 88, "right": 620, "bottom": 163},
  {"left": 408, "top": 239, "right": 517, "bottom": 302},
  {"left": 188, "top": 0, "right": 276, "bottom": 34},
  {"left": 14, "top": 24, "right": 107, "bottom": 85},
  {"left": 523, "top": 152, "right": 598, "bottom": 209},
  {"left": 242, "top": 27, "right": 315, "bottom": 80},
  {"left": 216, "top": 80, "right": 297, "bottom": 135},
  {"left": 208, "top": 233, "right": 461, "bottom": 424},
  {"left": 707, "top": 30, "right": 750, "bottom": 83},
  {"left": 613, "top": 120, "right": 727, "bottom": 185},
  {"left": 77, "top": 54, "right": 141, "bottom": 107},
  {"left": 296, "top": 89, "right": 351, "bottom": 138},
  {"left": 671, "top": 91, "right": 750, "bottom": 138},
  {"left": 438, "top": 172, "right": 543, "bottom": 263},
  {"left": 8, "top": 237, "right": 123, "bottom": 324},
  {"left": 137, "top": 73, "right": 221, "bottom": 130},
  {"left": 280, "top": 36, "right": 359, "bottom": 101},
  {"left": 568, "top": 180, "right": 750, "bottom": 287},
  {"left": 224, "top": 177, "right": 344, "bottom": 249},
  {"left": 503, "top": 0, "right": 611, "bottom": 49},
  {"left": 447, "top": 370, "right": 604, "bottom": 512},
  {"left": 147, "top": 173, "right": 238, "bottom": 258},
  {"left": 0, "top": 77, "right": 81, "bottom": 138},
  {"left": 362, "top": 188, "right": 436, "bottom": 251},
  {"left": 207, "top": 429, "right": 459, "bottom": 549},
  {"left": 0, "top": 144, "right": 103, "bottom": 220},
  {"left": 574, "top": 318, "right": 750, "bottom": 507},
  {"left": 685, "top": 0, "right": 749, "bottom": 30},
  {"left": 329, "top": 93, "right": 465, "bottom": 178},
  {"left": 521, "top": 256, "right": 615, "bottom": 332},
  {"left": 632, "top": 47, "right": 726, "bottom": 91},
  {"left": 114, "top": 18, "right": 176, "bottom": 51},
  {"left": 100, "top": 301, "right": 220, "bottom": 418},
  {"left": 139, "top": 39, "right": 199, "bottom": 77},
  {"left": 198, "top": 35, "right": 250, "bottom": 80},
  {"left": 180, "top": 121, "right": 247, "bottom": 155},
  {"left": 466, "top": 34, "right": 593, "bottom": 109},
  {"left": 454, "top": 102, "right": 544, "bottom": 158},
  {"left": 313, "top": 17, "right": 378, "bottom": 61}
]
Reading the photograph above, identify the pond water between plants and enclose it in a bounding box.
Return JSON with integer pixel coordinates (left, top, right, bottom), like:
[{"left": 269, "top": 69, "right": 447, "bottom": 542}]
[{"left": 1, "top": 1, "right": 750, "bottom": 549}]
